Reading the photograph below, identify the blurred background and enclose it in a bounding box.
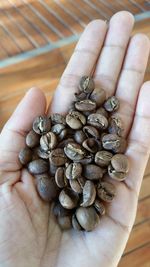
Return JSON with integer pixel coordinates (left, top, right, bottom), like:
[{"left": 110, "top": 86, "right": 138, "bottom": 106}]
[{"left": 0, "top": 1, "right": 150, "bottom": 266}]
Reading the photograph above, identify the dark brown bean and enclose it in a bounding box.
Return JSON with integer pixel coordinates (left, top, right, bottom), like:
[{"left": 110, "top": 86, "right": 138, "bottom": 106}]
[
  {"left": 33, "top": 116, "right": 51, "bottom": 135},
  {"left": 83, "top": 164, "right": 103, "bottom": 180},
  {"left": 28, "top": 159, "right": 49, "bottom": 174},
  {"left": 26, "top": 130, "right": 40, "bottom": 148},
  {"left": 37, "top": 176, "right": 58, "bottom": 202},
  {"left": 75, "top": 100, "right": 96, "bottom": 112},
  {"left": 97, "top": 182, "right": 116, "bottom": 202},
  {"left": 50, "top": 148, "right": 68, "bottom": 166},
  {"left": 19, "top": 147, "right": 32, "bottom": 165},
  {"left": 90, "top": 87, "right": 106, "bottom": 107},
  {"left": 76, "top": 207, "right": 99, "bottom": 231}
]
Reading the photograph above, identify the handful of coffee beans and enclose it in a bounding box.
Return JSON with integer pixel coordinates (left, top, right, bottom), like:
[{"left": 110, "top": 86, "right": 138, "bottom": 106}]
[{"left": 19, "top": 76, "right": 129, "bottom": 232}]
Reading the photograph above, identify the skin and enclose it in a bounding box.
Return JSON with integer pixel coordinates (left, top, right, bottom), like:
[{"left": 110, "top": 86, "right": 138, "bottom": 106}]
[{"left": 0, "top": 11, "right": 150, "bottom": 267}]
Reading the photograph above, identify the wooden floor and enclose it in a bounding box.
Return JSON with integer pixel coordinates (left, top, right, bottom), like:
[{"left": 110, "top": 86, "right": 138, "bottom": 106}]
[{"left": 0, "top": 2, "right": 150, "bottom": 267}]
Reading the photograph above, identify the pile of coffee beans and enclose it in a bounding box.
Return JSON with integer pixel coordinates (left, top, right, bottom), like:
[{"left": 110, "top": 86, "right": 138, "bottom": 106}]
[{"left": 19, "top": 76, "right": 129, "bottom": 231}]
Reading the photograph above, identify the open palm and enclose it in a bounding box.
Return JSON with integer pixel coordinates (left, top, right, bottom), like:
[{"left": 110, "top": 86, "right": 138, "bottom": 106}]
[{"left": 0, "top": 11, "right": 150, "bottom": 267}]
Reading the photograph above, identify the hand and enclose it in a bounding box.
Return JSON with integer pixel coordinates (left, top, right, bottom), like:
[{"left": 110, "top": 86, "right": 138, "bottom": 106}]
[{"left": 0, "top": 11, "right": 150, "bottom": 267}]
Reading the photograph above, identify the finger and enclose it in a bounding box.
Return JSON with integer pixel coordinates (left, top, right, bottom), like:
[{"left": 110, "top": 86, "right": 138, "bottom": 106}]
[
  {"left": 115, "top": 34, "right": 150, "bottom": 137},
  {"left": 94, "top": 11, "right": 134, "bottom": 96},
  {"left": 0, "top": 88, "right": 46, "bottom": 172},
  {"left": 125, "top": 81, "right": 150, "bottom": 195},
  {"left": 49, "top": 20, "right": 107, "bottom": 114}
]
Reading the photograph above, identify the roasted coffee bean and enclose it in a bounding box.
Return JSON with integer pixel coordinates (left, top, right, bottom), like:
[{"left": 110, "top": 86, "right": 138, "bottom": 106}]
[
  {"left": 78, "top": 176, "right": 86, "bottom": 188},
  {"left": 64, "top": 143, "right": 85, "bottom": 161},
  {"left": 50, "top": 148, "right": 68, "bottom": 166},
  {"left": 75, "top": 100, "right": 96, "bottom": 112},
  {"left": 69, "top": 179, "right": 82, "bottom": 194},
  {"left": 72, "top": 214, "right": 82, "bottom": 231},
  {"left": 83, "top": 164, "right": 103, "bottom": 180},
  {"left": 51, "top": 113, "right": 66, "bottom": 125},
  {"left": 76, "top": 206, "right": 99, "bottom": 231},
  {"left": 66, "top": 110, "right": 86, "bottom": 129},
  {"left": 59, "top": 188, "right": 79, "bottom": 209},
  {"left": 108, "top": 154, "right": 129, "bottom": 181},
  {"left": 51, "top": 124, "right": 67, "bottom": 140},
  {"left": 108, "top": 115, "right": 124, "bottom": 136},
  {"left": 87, "top": 113, "right": 108, "bottom": 130},
  {"left": 28, "top": 159, "right": 49, "bottom": 174},
  {"left": 104, "top": 96, "right": 119, "bottom": 112},
  {"left": 97, "top": 182, "right": 116, "bottom": 202},
  {"left": 95, "top": 150, "right": 113, "bottom": 167},
  {"left": 76, "top": 153, "right": 94, "bottom": 165},
  {"left": 35, "top": 146, "right": 50, "bottom": 159},
  {"left": 94, "top": 199, "right": 105, "bottom": 216},
  {"left": 49, "top": 163, "right": 58, "bottom": 176},
  {"left": 40, "top": 132, "right": 57, "bottom": 151},
  {"left": 79, "top": 76, "right": 94, "bottom": 94},
  {"left": 96, "top": 107, "right": 109, "bottom": 118},
  {"left": 37, "top": 176, "right": 58, "bottom": 201},
  {"left": 81, "top": 181, "right": 96, "bottom": 207},
  {"left": 102, "top": 134, "right": 127, "bottom": 153},
  {"left": 83, "top": 125, "right": 100, "bottom": 139},
  {"left": 55, "top": 167, "right": 68, "bottom": 188},
  {"left": 90, "top": 87, "right": 106, "bottom": 107},
  {"left": 75, "top": 91, "right": 88, "bottom": 100},
  {"left": 19, "top": 147, "right": 32, "bottom": 165},
  {"left": 33, "top": 116, "right": 51, "bottom": 135},
  {"left": 57, "top": 138, "right": 74, "bottom": 148},
  {"left": 53, "top": 202, "right": 71, "bottom": 217},
  {"left": 57, "top": 215, "right": 72, "bottom": 230},
  {"left": 82, "top": 138, "right": 101, "bottom": 153},
  {"left": 74, "top": 130, "right": 86, "bottom": 144},
  {"left": 65, "top": 163, "right": 82, "bottom": 179},
  {"left": 26, "top": 130, "right": 40, "bottom": 148}
]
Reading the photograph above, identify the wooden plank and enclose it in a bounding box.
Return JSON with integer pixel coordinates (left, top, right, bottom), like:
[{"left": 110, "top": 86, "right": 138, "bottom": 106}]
[
  {"left": 139, "top": 176, "right": 150, "bottom": 200},
  {"left": 45, "top": 0, "right": 83, "bottom": 33},
  {"left": 31, "top": 1, "right": 72, "bottom": 37},
  {"left": 124, "top": 220, "right": 150, "bottom": 253},
  {"left": 0, "top": 26, "right": 21, "bottom": 56},
  {"left": 17, "top": 0, "right": 60, "bottom": 42},
  {"left": 119, "top": 243, "right": 150, "bottom": 267},
  {"left": 6, "top": 5, "right": 47, "bottom": 47},
  {"left": 135, "top": 197, "right": 150, "bottom": 225},
  {"left": 90, "top": 0, "right": 114, "bottom": 17}
]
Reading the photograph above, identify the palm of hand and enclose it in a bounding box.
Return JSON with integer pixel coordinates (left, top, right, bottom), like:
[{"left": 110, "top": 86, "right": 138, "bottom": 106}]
[{"left": 0, "top": 11, "right": 150, "bottom": 267}]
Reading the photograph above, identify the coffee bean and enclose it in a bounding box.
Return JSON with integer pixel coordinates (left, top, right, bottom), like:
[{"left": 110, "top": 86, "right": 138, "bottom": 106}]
[
  {"left": 82, "top": 138, "right": 101, "bottom": 153},
  {"left": 69, "top": 179, "right": 83, "bottom": 194},
  {"left": 51, "top": 113, "right": 66, "bottom": 125},
  {"left": 64, "top": 143, "right": 85, "bottom": 161},
  {"left": 75, "top": 100, "right": 96, "bottom": 112},
  {"left": 104, "top": 96, "right": 119, "bottom": 112},
  {"left": 26, "top": 130, "right": 40, "bottom": 148},
  {"left": 40, "top": 132, "right": 57, "bottom": 151},
  {"left": 35, "top": 146, "right": 50, "bottom": 159},
  {"left": 28, "top": 159, "right": 49, "bottom": 174},
  {"left": 97, "top": 182, "right": 116, "bottom": 202},
  {"left": 83, "top": 125, "right": 100, "bottom": 139},
  {"left": 108, "top": 115, "right": 124, "bottom": 136},
  {"left": 94, "top": 199, "right": 105, "bottom": 216},
  {"left": 59, "top": 188, "right": 79, "bottom": 209},
  {"left": 57, "top": 138, "right": 75, "bottom": 148},
  {"left": 53, "top": 202, "right": 71, "bottom": 217},
  {"left": 33, "top": 116, "right": 51, "bottom": 135},
  {"left": 77, "top": 176, "right": 86, "bottom": 188},
  {"left": 90, "top": 88, "right": 106, "bottom": 107},
  {"left": 76, "top": 153, "right": 94, "bottom": 165},
  {"left": 65, "top": 163, "right": 82, "bottom": 179},
  {"left": 102, "top": 134, "right": 127, "bottom": 153},
  {"left": 55, "top": 167, "right": 68, "bottom": 188},
  {"left": 74, "top": 130, "right": 86, "bottom": 144},
  {"left": 19, "top": 147, "right": 32, "bottom": 165},
  {"left": 66, "top": 110, "right": 86, "bottom": 129},
  {"left": 79, "top": 76, "right": 94, "bottom": 94},
  {"left": 76, "top": 206, "right": 99, "bottom": 231},
  {"left": 72, "top": 214, "right": 82, "bottom": 231},
  {"left": 75, "top": 91, "right": 88, "bottom": 101},
  {"left": 50, "top": 148, "right": 68, "bottom": 166},
  {"left": 51, "top": 124, "right": 67, "bottom": 140},
  {"left": 57, "top": 215, "right": 72, "bottom": 230},
  {"left": 95, "top": 150, "right": 113, "bottom": 167},
  {"left": 96, "top": 107, "right": 109, "bottom": 118},
  {"left": 83, "top": 164, "right": 103, "bottom": 180},
  {"left": 108, "top": 154, "right": 129, "bottom": 181},
  {"left": 37, "top": 176, "right": 58, "bottom": 201},
  {"left": 87, "top": 113, "right": 108, "bottom": 130},
  {"left": 81, "top": 181, "right": 96, "bottom": 207}
]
